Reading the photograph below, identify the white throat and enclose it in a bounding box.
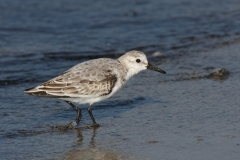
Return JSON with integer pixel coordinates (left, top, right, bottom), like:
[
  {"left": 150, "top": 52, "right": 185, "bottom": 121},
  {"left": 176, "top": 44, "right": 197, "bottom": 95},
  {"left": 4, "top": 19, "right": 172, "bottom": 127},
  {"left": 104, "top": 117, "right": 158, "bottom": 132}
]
[{"left": 125, "top": 67, "right": 143, "bottom": 80}]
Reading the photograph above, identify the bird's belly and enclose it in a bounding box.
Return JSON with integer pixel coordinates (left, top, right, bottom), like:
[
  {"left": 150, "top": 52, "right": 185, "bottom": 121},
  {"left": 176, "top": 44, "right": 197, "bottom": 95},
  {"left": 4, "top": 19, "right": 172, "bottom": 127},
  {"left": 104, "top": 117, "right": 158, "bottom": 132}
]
[{"left": 59, "top": 95, "right": 109, "bottom": 105}]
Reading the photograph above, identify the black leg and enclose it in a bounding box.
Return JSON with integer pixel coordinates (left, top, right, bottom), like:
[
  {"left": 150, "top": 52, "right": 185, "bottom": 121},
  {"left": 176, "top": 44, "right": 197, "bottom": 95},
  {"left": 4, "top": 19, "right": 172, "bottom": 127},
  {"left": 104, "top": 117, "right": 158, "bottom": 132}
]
[
  {"left": 88, "top": 104, "right": 100, "bottom": 127},
  {"left": 65, "top": 101, "right": 82, "bottom": 125}
]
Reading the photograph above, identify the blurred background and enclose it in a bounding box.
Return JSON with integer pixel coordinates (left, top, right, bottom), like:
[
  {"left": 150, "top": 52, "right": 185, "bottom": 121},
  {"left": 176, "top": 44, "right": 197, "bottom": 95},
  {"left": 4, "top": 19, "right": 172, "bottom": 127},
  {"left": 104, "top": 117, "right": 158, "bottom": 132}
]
[{"left": 1, "top": 0, "right": 240, "bottom": 159}]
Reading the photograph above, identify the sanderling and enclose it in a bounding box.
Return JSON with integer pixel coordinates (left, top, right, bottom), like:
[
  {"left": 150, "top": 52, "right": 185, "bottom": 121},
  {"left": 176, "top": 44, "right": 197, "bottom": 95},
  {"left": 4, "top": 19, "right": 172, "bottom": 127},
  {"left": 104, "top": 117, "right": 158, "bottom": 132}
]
[{"left": 25, "top": 50, "right": 166, "bottom": 127}]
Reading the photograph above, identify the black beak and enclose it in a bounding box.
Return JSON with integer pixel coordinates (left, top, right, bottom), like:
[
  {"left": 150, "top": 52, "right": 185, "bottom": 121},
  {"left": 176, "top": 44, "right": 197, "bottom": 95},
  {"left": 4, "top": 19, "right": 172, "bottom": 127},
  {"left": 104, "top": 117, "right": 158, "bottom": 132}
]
[{"left": 147, "top": 63, "right": 166, "bottom": 74}]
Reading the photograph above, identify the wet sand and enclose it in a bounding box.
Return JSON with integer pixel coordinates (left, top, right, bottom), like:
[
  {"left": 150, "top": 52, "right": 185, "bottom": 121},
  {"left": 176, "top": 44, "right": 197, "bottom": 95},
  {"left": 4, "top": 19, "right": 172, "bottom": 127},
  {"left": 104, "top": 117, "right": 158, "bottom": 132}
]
[
  {"left": 55, "top": 43, "right": 240, "bottom": 160},
  {"left": 2, "top": 42, "right": 239, "bottom": 160},
  {"left": 1, "top": 0, "right": 240, "bottom": 159}
]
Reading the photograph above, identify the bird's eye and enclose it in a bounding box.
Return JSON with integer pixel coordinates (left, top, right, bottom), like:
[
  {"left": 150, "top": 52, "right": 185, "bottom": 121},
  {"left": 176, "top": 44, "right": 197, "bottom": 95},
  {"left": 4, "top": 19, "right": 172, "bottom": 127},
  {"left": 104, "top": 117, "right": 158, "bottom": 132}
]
[{"left": 136, "top": 59, "right": 141, "bottom": 63}]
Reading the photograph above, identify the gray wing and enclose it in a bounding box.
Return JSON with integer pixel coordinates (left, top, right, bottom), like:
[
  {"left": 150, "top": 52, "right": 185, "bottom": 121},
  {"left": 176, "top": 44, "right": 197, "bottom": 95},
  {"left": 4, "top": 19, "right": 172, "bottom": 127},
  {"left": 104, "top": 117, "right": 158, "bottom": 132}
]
[{"left": 25, "top": 59, "right": 119, "bottom": 98}]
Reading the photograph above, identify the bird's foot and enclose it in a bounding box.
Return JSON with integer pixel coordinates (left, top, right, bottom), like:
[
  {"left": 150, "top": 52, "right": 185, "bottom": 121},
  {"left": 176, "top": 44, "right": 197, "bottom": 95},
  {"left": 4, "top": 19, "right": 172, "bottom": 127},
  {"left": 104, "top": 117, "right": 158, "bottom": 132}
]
[
  {"left": 92, "top": 123, "right": 100, "bottom": 128},
  {"left": 66, "top": 121, "right": 78, "bottom": 129}
]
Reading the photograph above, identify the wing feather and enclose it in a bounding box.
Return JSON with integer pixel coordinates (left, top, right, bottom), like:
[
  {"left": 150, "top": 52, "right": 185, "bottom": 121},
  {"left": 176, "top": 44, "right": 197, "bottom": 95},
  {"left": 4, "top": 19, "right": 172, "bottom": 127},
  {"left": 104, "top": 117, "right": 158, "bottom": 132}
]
[{"left": 25, "top": 58, "right": 121, "bottom": 98}]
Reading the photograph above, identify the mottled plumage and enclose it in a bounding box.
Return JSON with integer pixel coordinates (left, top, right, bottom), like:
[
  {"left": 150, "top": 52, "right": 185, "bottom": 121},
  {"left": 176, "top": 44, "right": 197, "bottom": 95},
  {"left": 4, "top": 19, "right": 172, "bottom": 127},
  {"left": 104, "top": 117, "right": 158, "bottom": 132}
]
[
  {"left": 26, "top": 59, "right": 125, "bottom": 98},
  {"left": 25, "top": 50, "right": 166, "bottom": 127}
]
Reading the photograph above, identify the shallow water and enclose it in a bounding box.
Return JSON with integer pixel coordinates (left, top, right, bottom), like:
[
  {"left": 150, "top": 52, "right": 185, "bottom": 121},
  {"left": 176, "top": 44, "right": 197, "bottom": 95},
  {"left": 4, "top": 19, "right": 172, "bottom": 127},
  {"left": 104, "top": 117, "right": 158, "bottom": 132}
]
[{"left": 1, "top": 0, "right": 240, "bottom": 159}]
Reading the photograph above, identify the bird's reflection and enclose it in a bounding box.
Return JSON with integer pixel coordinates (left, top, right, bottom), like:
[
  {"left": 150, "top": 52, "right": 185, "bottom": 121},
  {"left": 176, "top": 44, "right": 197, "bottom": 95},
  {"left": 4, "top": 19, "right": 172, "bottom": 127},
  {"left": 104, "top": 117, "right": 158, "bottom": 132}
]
[
  {"left": 76, "top": 128, "right": 84, "bottom": 146},
  {"left": 89, "top": 127, "right": 97, "bottom": 148},
  {"left": 62, "top": 126, "right": 135, "bottom": 159},
  {"left": 75, "top": 126, "right": 98, "bottom": 148}
]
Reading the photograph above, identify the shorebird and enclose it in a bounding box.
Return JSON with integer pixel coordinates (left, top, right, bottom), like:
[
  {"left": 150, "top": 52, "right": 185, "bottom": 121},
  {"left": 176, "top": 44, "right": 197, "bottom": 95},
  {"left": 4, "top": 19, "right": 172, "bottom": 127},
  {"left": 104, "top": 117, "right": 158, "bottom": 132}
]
[{"left": 25, "top": 50, "right": 166, "bottom": 127}]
